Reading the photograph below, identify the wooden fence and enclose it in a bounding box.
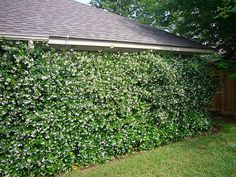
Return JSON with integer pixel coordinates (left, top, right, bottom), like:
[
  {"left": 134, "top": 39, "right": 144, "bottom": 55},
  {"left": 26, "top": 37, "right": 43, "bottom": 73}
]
[{"left": 211, "top": 71, "right": 236, "bottom": 116}]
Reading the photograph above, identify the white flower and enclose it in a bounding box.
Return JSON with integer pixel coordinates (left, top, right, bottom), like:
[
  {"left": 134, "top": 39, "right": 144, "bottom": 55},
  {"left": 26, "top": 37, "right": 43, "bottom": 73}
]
[
  {"left": 28, "top": 40, "right": 34, "bottom": 49},
  {"left": 42, "top": 76, "right": 48, "bottom": 80}
]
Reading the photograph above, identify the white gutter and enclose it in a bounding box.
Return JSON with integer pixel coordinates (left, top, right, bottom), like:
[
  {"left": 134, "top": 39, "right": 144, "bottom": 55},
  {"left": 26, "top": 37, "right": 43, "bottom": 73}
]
[
  {"left": 0, "top": 34, "right": 214, "bottom": 54},
  {"left": 48, "top": 38, "right": 214, "bottom": 54},
  {"left": 0, "top": 34, "right": 48, "bottom": 41}
]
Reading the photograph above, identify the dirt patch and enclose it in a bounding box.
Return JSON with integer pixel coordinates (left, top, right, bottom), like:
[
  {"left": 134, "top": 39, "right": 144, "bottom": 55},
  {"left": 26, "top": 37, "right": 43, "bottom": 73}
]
[
  {"left": 78, "top": 164, "right": 97, "bottom": 173},
  {"left": 211, "top": 125, "right": 221, "bottom": 134}
]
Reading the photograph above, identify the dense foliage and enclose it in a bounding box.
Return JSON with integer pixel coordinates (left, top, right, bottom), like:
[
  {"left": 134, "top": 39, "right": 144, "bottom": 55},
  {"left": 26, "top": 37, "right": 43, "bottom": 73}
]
[
  {"left": 0, "top": 40, "right": 218, "bottom": 176},
  {"left": 91, "top": 0, "right": 236, "bottom": 58}
]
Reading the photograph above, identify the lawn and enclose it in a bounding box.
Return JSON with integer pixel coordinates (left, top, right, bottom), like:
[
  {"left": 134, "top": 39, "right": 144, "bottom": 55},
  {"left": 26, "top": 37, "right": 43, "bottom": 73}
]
[{"left": 61, "top": 119, "right": 236, "bottom": 177}]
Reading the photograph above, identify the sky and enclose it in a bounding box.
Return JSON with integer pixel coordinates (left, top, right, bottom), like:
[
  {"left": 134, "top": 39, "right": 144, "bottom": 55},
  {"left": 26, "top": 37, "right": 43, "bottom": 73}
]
[{"left": 75, "top": 0, "right": 91, "bottom": 4}]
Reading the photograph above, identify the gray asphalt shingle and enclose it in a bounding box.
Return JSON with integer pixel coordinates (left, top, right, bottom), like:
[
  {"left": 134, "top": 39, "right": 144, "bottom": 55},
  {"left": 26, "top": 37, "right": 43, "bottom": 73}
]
[{"left": 0, "top": 0, "right": 210, "bottom": 49}]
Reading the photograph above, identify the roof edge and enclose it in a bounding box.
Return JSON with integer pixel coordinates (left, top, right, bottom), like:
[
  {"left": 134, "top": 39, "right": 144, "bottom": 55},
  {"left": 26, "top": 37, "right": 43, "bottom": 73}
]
[
  {"left": 48, "top": 37, "right": 214, "bottom": 54},
  {"left": 0, "top": 33, "right": 48, "bottom": 41},
  {"left": 0, "top": 34, "right": 214, "bottom": 54}
]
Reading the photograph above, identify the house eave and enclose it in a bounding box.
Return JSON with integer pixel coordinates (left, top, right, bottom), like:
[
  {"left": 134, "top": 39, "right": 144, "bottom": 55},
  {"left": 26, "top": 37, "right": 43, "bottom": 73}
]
[
  {"left": 48, "top": 38, "right": 214, "bottom": 54},
  {"left": 0, "top": 34, "right": 214, "bottom": 54},
  {"left": 0, "top": 33, "right": 49, "bottom": 41}
]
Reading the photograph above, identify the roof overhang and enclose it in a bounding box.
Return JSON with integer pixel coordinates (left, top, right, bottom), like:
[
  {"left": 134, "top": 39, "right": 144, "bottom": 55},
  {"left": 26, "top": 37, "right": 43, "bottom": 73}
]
[
  {"left": 0, "top": 33, "right": 48, "bottom": 41},
  {"left": 0, "top": 34, "right": 214, "bottom": 54},
  {"left": 48, "top": 37, "right": 214, "bottom": 54}
]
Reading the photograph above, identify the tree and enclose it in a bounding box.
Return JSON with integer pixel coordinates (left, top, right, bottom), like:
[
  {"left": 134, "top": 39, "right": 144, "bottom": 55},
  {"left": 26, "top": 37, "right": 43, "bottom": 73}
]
[{"left": 91, "top": 0, "right": 236, "bottom": 58}]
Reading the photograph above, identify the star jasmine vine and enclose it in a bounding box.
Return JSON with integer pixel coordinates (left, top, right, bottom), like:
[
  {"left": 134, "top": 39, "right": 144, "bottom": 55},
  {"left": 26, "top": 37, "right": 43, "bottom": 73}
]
[{"left": 0, "top": 40, "right": 219, "bottom": 176}]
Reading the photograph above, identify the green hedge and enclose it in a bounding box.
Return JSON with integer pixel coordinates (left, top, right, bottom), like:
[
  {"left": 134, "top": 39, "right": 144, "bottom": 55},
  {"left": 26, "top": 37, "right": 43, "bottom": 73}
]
[{"left": 0, "top": 40, "right": 218, "bottom": 176}]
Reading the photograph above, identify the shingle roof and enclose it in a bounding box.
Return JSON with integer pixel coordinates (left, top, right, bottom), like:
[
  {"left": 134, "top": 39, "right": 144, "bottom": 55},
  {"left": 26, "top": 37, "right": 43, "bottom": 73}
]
[{"left": 0, "top": 0, "right": 211, "bottom": 51}]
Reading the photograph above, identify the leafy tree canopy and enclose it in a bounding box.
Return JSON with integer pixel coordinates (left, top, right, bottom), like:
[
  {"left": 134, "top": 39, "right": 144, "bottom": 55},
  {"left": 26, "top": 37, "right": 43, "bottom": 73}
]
[{"left": 91, "top": 0, "right": 236, "bottom": 58}]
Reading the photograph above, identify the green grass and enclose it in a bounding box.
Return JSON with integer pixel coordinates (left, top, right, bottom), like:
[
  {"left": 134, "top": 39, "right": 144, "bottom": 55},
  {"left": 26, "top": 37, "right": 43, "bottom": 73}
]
[{"left": 61, "top": 120, "right": 236, "bottom": 177}]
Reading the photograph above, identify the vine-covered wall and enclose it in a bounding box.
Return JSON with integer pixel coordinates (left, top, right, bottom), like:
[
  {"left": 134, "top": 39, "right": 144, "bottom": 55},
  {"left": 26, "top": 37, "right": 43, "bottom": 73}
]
[{"left": 0, "top": 40, "right": 218, "bottom": 176}]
